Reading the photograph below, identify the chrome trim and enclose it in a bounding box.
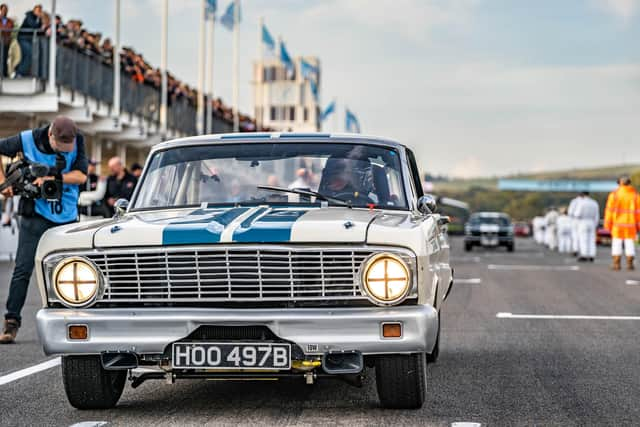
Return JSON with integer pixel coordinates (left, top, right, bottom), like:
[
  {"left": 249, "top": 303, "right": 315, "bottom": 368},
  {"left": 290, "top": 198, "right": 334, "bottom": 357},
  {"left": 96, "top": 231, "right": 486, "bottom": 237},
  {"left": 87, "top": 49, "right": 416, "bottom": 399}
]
[
  {"left": 43, "top": 245, "right": 417, "bottom": 305},
  {"left": 36, "top": 305, "right": 439, "bottom": 356}
]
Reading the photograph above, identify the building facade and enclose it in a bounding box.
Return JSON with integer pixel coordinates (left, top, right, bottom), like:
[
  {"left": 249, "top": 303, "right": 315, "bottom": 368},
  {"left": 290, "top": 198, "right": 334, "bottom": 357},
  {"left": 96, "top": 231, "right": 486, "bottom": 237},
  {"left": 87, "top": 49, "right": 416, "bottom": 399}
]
[{"left": 253, "top": 57, "right": 320, "bottom": 132}]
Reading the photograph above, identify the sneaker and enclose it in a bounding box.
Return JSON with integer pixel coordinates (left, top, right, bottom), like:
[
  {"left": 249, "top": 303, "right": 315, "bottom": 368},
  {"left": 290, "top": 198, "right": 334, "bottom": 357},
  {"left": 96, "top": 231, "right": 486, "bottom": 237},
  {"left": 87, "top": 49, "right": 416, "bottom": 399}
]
[{"left": 0, "top": 319, "right": 19, "bottom": 344}]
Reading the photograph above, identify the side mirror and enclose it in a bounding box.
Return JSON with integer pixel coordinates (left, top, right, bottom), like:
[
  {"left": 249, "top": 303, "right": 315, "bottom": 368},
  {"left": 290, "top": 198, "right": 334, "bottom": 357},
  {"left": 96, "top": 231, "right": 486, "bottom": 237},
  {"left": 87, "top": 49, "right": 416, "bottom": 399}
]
[
  {"left": 417, "top": 194, "right": 437, "bottom": 215},
  {"left": 438, "top": 216, "right": 451, "bottom": 226},
  {"left": 114, "top": 199, "right": 129, "bottom": 218}
]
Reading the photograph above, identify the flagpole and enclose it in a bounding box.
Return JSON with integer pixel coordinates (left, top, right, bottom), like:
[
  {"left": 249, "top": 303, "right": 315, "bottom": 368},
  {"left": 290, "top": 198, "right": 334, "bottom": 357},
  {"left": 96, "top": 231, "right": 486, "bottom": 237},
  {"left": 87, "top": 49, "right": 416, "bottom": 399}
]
[
  {"left": 160, "top": 0, "right": 168, "bottom": 138},
  {"left": 257, "top": 16, "right": 264, "bottom": 131},
  {"left": 205, "top": 8, "right": 215, "bottom": 134},
  {"left": 113, "top": 0, "right": 121, "bottom": 121},
  {"left": 197, "top": 0, "right": 206, "bottom": 135},
  {"left": 47, "top": 0, "right": 56, "bottom": 94},
  {"left": 232, "top": 0, "right": 240, "bottom": 132}
]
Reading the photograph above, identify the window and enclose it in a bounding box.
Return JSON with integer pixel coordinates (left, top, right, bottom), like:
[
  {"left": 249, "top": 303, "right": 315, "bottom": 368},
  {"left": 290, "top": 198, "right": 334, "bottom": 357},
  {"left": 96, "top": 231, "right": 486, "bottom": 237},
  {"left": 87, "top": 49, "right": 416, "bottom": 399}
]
[
  {"left": 270, "top": 106, "right": 277, "bottom": 121},
  {"left": 133, "top": 143, "right": 409, "bottom": 210},
  {"left": 289, "top": 107, "right": 295, "bottom": 121},
  {"left": 303, "top": 107, "right": 309, "bottom": 122},
  {"left": 263, "top": 66, "right": 276, "bottom": 82}
]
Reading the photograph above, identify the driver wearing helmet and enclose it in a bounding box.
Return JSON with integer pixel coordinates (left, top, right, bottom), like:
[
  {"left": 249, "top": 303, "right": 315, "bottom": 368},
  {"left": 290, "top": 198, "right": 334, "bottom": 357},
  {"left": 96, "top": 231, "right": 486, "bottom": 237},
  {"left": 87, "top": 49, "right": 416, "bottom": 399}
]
[{"left": 320, "top": 157, "right": 375, "bottom": 204}]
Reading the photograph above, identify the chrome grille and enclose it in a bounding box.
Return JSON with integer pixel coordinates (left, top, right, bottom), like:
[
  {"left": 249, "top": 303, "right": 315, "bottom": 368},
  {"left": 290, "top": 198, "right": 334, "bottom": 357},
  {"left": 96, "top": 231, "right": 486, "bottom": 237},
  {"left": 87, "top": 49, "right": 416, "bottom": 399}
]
[{"left": 82, "top": 247, "right": 400, "bottom": 303}]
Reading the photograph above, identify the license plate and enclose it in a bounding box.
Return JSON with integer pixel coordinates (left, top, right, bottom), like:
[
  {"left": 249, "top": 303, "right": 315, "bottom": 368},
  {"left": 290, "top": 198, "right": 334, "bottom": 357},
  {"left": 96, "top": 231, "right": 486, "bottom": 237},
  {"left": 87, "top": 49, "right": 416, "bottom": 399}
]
[
  {"left": 481, "top": 237, "right": 498, "bottom": 246},
  {"left": 172, "top": 342, "right": 291, "bottom": 370}
]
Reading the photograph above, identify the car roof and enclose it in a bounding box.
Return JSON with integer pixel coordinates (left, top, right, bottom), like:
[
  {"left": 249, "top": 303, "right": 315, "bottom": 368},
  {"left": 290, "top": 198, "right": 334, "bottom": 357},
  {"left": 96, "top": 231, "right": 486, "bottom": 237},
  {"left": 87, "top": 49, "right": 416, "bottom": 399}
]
[
  {"left": 152, "top": 132, "right": 407, "bottom": 153},
  {"left": 471, "top": 212, "right": 510, "bottom": 218}
]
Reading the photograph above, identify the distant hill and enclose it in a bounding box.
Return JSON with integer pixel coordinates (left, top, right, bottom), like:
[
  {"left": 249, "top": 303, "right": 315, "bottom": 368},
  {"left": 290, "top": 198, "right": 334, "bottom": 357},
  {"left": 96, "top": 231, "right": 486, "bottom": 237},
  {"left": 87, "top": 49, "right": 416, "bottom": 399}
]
[{"left": 433, "top": 164, "right": 640, "bottom": 192}]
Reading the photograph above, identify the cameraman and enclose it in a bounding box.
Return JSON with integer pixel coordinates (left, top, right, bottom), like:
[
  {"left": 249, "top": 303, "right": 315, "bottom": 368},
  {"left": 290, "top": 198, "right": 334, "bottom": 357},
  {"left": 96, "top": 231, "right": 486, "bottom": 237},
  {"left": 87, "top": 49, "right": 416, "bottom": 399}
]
[{"left": 0, "top": 116, "right": 87, "bottom": 344}]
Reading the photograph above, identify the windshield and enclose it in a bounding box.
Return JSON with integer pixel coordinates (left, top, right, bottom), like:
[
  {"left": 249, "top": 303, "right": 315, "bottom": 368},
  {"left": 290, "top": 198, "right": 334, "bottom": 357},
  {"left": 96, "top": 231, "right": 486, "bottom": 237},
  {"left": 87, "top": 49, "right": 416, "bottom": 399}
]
[
  {"left": 469, "top": 216, "right": 510, "bottom": 226},
  {"left": 132, "top": 142, "right": 408, "bottom": 210}
]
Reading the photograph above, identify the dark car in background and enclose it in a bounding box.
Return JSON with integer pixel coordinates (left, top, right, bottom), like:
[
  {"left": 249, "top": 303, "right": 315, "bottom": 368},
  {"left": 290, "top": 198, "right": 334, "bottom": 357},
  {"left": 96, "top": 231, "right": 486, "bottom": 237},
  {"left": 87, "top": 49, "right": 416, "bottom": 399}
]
[{"left": 464, "top": 212, "right": 515, "bottom": 252}]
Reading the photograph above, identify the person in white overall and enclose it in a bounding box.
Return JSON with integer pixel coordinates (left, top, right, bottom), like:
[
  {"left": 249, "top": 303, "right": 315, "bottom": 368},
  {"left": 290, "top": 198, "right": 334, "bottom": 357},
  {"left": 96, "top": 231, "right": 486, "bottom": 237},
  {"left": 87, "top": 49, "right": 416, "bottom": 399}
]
[
  {"left": 567, "top": 194, "right": 583, "bottom": 256},
  {"left": 532, "top": 215, "right": 546, "bottom": 245},
  {"left": 544, "top": 207, "right": 560, "bottom": 250},
  {"left": 556, "top": 208, "right": 573, "bottom": 253},
  {"left": 574, "top": 191, "right": 599, "bottom": 262}
]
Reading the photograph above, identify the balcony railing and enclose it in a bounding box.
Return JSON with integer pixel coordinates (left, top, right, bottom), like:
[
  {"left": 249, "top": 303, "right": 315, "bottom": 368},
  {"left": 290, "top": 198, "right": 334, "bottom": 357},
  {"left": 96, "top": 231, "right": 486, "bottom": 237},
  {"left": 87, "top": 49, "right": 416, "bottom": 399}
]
[{"left": 1, "top": 31, "right": 235, "bottom": 136}]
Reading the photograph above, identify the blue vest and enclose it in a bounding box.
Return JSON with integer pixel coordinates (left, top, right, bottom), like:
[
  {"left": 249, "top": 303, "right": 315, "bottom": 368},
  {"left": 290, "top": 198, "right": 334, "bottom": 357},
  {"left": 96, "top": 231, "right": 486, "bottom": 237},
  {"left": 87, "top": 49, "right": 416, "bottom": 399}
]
[{"left": 20, "top": 130, "right": 79, "bottom": 224}]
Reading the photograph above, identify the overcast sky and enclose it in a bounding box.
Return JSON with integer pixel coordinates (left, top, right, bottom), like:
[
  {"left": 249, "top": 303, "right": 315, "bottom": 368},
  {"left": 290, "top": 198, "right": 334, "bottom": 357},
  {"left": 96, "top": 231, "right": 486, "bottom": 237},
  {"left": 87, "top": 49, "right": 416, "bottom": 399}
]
[{"left": 7, "top": 0, "right": 640, "bottom": 177}]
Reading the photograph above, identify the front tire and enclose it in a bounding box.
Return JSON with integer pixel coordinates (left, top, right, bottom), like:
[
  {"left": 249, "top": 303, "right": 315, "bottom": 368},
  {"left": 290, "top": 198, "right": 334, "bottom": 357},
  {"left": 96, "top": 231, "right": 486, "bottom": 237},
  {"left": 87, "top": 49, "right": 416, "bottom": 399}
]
[
  {"left": 464, "top": 242, "right": 472, "bottom": 252},
  {"left": 375, "top": 354, "right": 426, "bottom": 409},
  {"left": 62, "top": 355, "right": 126, "bottom": 409}
]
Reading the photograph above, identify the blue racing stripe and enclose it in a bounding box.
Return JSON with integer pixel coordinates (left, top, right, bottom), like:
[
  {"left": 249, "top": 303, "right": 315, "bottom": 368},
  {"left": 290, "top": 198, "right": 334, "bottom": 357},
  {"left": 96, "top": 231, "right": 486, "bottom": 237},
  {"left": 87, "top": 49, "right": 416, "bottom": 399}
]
[
  {"left": 232, "top": 209, "right": 308, "bottom": 243},
  {"left": 162, "top": 207, "right": 250, "bottom": 245}
]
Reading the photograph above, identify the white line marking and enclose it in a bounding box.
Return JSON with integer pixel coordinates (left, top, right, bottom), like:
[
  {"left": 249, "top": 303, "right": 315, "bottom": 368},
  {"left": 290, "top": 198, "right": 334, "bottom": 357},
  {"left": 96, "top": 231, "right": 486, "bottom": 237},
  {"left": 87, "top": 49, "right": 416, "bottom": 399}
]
[
  {"left": 69, "top": 422, "right": 109, "bottom": 427},
  {"left": 497, "top": 312, "right": 640, "bottom": 320},
  {"left": 452, "top": 256, "right": 481, "bottom": 263},
  {"left": 456, "top": 278, "right": 482, "bottom": 284},
  {"left": 0, "top": 357, "right": 61, "bottom": 386},
  {"left": 626, "top": 280, "right": 639, "bottom": 286},
  {"left": 452, "top": 423, "right": 481, "bottom": 427},
  {"left": 488, "top": 264, "right": 580, "bottom": 271}
]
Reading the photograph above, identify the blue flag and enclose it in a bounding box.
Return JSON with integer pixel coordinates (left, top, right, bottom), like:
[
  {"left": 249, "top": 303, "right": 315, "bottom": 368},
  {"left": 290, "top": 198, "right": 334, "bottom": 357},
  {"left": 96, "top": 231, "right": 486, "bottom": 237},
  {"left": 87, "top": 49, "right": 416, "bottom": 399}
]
[
  {"left": 262, "top": 24, "right": 275, "bottom": 52},
  {"left": 220, "top": 1, "right": 240, "bottom": 31},
  {"left": 300, "top": 59, "right": 319, "bottom": 81},
  {"left": 345, "top": 109, "right": 361, "bottom": 133},
  {"left": 309, "top": 79, "right": 319, "bottom": 101},
  {"left": 205, "top": 0, "right": 217, "bottom": 19},
  {"left": 280, "top": 41, "right": 294, "bottom": 77},
  {"left": 321, "top": 101, "right": 335, "bottom": 122}
]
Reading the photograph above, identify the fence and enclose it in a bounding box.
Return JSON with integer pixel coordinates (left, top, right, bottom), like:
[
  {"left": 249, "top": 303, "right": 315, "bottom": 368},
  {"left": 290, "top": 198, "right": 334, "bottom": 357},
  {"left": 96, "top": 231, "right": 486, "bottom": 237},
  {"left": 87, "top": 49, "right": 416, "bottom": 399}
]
[{"left": 1, "top": 30, "right": 238, "bottom": 136}]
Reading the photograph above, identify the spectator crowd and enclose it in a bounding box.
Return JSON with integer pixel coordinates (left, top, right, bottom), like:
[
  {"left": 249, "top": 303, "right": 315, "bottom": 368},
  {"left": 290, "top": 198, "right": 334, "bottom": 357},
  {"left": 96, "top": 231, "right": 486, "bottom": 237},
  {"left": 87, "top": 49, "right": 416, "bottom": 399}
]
[{"left": 1, "top": 3, "right": 258, "bottom": 131}]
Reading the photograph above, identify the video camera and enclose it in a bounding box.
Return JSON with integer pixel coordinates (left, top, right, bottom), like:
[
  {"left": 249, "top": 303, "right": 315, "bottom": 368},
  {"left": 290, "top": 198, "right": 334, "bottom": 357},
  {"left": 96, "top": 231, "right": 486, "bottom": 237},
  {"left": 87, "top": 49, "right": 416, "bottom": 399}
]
[{"left": 0, "top": 158, "right": 63, "bottom": 201}]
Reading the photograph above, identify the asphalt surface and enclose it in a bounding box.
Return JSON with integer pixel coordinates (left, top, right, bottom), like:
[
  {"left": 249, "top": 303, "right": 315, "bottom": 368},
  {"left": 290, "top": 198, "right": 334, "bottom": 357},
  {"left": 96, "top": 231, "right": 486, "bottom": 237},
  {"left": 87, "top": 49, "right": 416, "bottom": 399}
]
[{"left": 1, "top": 237, "right": 639, "bottom": 426}]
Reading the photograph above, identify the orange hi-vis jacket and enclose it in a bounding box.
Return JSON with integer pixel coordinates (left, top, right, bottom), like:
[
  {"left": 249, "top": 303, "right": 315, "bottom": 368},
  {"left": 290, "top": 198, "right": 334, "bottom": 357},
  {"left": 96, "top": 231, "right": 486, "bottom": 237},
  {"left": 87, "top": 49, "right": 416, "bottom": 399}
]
[{"left": 604, "top": 184, "right": 640, "bottom": 239}]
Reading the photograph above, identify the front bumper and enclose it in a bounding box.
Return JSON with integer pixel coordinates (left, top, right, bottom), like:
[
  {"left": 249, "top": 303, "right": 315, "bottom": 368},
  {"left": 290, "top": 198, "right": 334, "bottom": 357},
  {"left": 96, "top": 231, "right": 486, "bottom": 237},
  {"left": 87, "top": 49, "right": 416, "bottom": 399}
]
[
  {"left": 36, "top": 305, "right": 438, "bottom": 356},
  {"left": 465, "top": 235, "right": 513, "bottom": 245}
]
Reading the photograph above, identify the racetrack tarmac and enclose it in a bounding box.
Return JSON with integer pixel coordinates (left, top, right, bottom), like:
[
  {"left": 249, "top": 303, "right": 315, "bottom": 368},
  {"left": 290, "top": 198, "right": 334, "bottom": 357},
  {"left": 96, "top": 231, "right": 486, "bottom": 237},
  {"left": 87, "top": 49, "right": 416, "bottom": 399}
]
[{"left": 1, "top": 237, "right": 639, "bottom": 426}]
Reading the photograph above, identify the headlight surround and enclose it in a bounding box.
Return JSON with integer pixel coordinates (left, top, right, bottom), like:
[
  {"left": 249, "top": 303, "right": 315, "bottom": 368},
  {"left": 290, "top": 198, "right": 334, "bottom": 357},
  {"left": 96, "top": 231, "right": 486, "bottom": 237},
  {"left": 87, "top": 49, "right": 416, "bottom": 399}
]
[
  {"left": 52, "top": 257, "right": 102, "bottom": 307},
  {"left": 360, "top": 253, "right": 411, "bottom": 306}
]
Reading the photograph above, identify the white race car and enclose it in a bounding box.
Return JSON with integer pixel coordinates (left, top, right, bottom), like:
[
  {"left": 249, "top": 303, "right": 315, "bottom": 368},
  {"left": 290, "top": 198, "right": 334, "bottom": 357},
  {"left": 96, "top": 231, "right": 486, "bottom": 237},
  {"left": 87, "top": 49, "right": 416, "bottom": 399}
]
[{"left": 35, "top": 133, "right": 453, "bottom": 409}]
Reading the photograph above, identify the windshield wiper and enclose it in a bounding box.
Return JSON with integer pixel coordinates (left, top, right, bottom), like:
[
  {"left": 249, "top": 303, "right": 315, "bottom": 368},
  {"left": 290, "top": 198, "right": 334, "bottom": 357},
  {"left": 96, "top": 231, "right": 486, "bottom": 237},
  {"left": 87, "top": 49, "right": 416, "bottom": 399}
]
[{"left": 256, "top": 185, "right": 352, "bottom": 208}]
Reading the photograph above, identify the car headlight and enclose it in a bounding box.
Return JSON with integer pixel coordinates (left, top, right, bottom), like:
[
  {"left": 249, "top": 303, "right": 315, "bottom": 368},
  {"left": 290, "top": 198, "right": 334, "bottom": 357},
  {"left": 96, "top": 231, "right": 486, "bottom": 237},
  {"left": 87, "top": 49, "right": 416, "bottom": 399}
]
[
  {"left": 53, "top": 257, "right": 101, "bottom": 307},
  {"left": 361, "top": 253, "right": 411, "bottom": 305}
]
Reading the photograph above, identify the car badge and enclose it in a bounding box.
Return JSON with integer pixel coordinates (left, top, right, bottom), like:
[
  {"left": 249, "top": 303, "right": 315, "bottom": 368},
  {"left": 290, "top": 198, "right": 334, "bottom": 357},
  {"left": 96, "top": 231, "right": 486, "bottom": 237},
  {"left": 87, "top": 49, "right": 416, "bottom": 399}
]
[
  {"left": 110, "top": 225, "right": 122, "bottom": 234},
  {"left": 343, "top": 220, "right": 354, "bottom": 229}
]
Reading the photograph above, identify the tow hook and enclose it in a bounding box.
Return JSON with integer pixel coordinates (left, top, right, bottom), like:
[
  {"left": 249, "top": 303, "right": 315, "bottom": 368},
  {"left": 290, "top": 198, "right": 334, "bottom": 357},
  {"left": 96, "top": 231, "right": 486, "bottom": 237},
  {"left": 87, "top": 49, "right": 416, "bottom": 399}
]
[
  {"left": 165, "top": 372, "right": 175, "bottom": 385},
  {"left": 304, "top": 372, "right": 315, "bottom": 385}
]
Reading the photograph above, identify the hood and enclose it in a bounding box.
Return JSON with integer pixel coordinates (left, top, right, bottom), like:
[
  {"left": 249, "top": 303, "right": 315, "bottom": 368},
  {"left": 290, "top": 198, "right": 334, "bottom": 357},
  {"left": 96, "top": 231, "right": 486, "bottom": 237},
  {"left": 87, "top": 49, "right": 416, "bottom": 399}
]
[{"left": 92, "top": 206, "right": 382, "bottom": 247}]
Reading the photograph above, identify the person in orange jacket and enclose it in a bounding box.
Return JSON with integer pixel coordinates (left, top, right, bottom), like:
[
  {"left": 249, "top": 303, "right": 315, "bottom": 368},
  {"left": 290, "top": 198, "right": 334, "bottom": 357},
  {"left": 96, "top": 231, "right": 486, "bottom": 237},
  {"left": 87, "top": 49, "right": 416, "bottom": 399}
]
[{"left": 604, "top": 176, "right": 640, "bottom": 270}]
